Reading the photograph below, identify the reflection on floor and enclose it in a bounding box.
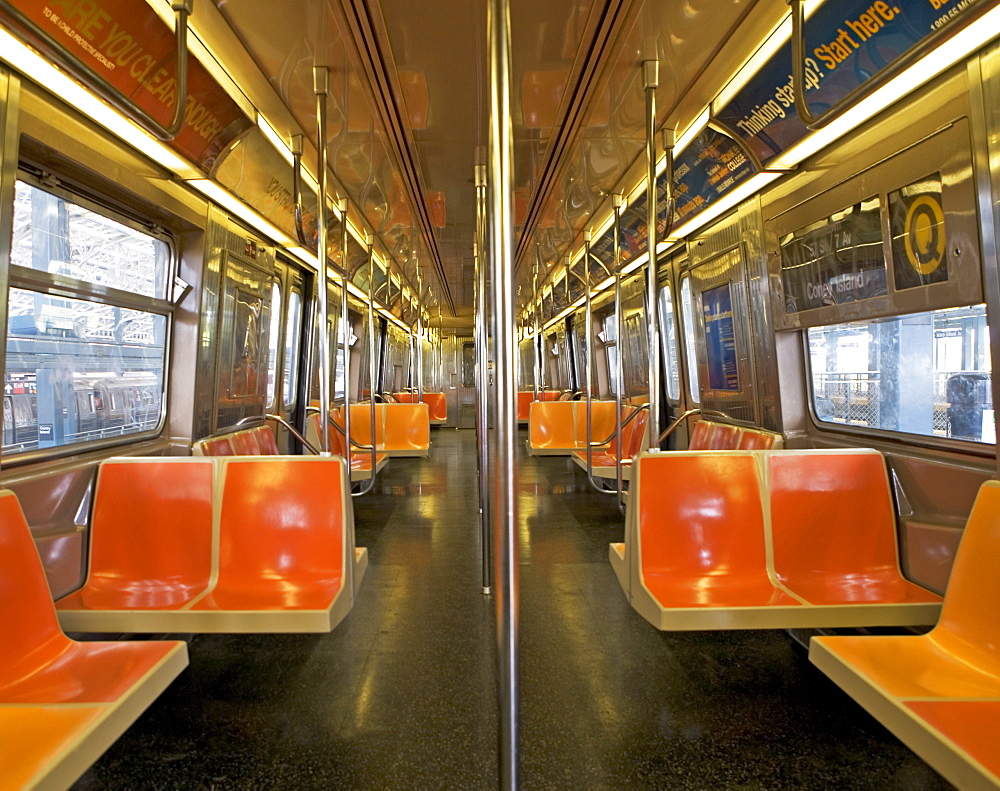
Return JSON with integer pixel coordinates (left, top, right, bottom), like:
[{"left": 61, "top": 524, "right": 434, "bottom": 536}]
[{"left": 75, "top": 429, "right": 951, "bottom": 789}]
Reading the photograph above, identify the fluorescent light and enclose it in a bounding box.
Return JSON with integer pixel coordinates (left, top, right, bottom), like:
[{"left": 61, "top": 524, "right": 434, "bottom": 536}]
[
  {"left": 666, "top": 171, "right": 781, "bottom": 241},
  {"left": 257, "top": 114, "right": 294, "bottom": 166},
  {"left": 287, "top": 246, "right": 319, "bottom": 267},
  {"left": 187, "top": 179, "right": 296, "bottom": 246},
  {"left": 769, "top": 5, "right": 1000, "bottom": 170},
  {"left": 620, "top": 252, "right": 649, "bottom": 276},
  {"left": 0, "top": 28, "right": 200, "bottom": 178},
  {"left": 674, "top": 107, "right": 710, "bottom": 156}
]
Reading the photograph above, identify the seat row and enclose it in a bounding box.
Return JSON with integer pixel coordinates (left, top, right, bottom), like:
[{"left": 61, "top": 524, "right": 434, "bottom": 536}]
[
  {"left": 527, "top": 399, "right": 620, "bottom": 455},
  {"left": 192, "top": 423, "right": 279, "bottom": 456},
  {"left": 58, "top": 456, "right": 366, "bottom": 634},
  {"left": 687, "top": 418, "right": 783, "bottom": 450},
  {"left": 570, "top": 407, "right": 649, "bottom": 481},
  {"left": 391, "top": 392, "right": 447, "bottom": 423},
  {"left": 613, "top": 448, "right": 999, "bottom": 789}
]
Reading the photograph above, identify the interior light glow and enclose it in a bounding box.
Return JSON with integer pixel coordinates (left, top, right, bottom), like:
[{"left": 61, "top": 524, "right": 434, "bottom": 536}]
[
  {"left": 674, "top": 107, "right": 711, "bottom": 156},
  {"left": 665, "top": 171, "right": 781, "bottom": 242},
  {"left": 187, "top": 179, "right": 296, "bottom": 246},
  {"left": 620, "top": 252, "right": 649, "bottom": 277},
  {"left": 287, "top": 246, "right": 319, "bottom": 267},
  {"left": 257, "top": 115, "right": 294, "bottom": 166},
  {"left": 0, "top": 28, "right": 200, "bottom": 178}
]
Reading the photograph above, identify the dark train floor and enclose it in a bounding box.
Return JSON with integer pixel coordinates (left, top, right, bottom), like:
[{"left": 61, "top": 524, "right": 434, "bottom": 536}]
[{"left": 74, "top": 429, "right": 952, "bottom": 790}]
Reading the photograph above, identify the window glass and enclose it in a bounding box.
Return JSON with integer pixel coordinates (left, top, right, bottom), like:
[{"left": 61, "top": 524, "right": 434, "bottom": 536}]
[
  {"left": 808, "top": 304, "right": 993, "bottom": 443},
  {"left": 602, "top": 314, "right": 618, "bottom": 396},
  {"left": 780, "top": 197, "right": 885, "bottom": 313},
  {"left": 266, "top": 282, "right": 281, "bottom": 408},
  {"left": 5, "top": 288, "right": 166, "bottom": 453},
  {"left": 283, "top": 289, "right": 302, "bottom": 407},
  {"left": 657, "top": 284, "right": 680, "bottom": 401},
  {"left": 5, "top": 179, "right": 170, "bottom": 456},
  {"left": 12, "top": 181, "right": 169, "bottom": 299},
  {"left": 680, "top": 277, "right": 701, "bottom": 404}
]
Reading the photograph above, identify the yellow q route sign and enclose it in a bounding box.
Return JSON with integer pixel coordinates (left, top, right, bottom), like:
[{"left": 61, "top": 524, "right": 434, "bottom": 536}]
[{"left": 904, "top": 194, "right": 946, "bottom": 276}]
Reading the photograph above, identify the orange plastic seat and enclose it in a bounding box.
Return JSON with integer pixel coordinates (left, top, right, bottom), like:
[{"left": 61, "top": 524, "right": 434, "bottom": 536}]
[
  {"left": 58, "top": 459, "right": 215, "bottom": 621},
  {"left": 810, "top": 480, "right": 1000, "bottom": 790},
  {"left": 707, "top": 423, "right": 741, "bottom": 449},
  {"left": 627, "top": 453, "right": 800, "bottom": 629},
  {"left": 769, "top": 453, "right": 941, "bottom": 608},
  {"left": 381, "top": 402, "right": 430, "bottom": 456},
  {"left": 394, "top": 392, "right": 447, "bottom": 422},
  {"left": 306, "top": 412, "right": 388, "bottom": 482},
  {"left": 738, "top": 428, "right": 777, "bottom": 449},
  {"left": 229, "top": 429, "right": 262, "bottom": 455},
  {"left": 193, "top": 435, "right": 235, "bottom": 456},
  {"left": 517, "top": 391, "right": 533, "bottom": 421},
  {"left": 687, "top": 420, "right": 714, "bottom": 449},
  {"left": 0, "top": 489, "right": 188, "bottom": 788},
  {"left": 57, "top": 457, "right": 366, "bottom": 634},
  {"left": 528, "top": 401, "right": 577, "bottom": 454},
  {"left": 612, "top": 449, "right": 941, "bottom": 631},
  {"left": 252, "top": 424, "right": 280, "bottom": 454},
  {"left": 190, "top": 457, "right": 356, "bottom": 630},
  {"left": 571, "top": 408, "right": 648, "bottom": 480}
]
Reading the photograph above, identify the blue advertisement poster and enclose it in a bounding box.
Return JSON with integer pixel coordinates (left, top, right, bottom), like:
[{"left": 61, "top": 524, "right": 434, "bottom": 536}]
[
  {"left": 702, "top": 284, "right": 740, "bottom": 391},
  {"left": 715, "top": 0, "right": 988, "bottom": 164},
  {"left": 673, "top": 128, "right": 757, "bottom": 226}
]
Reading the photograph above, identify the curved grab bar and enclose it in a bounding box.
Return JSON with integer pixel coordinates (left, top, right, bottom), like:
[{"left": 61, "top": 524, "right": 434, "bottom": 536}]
[
  {"left": 236, "top": 414, "right": 321, "bottom": 455},
  {"left": 658, "top": 408, "right": 732, "bottom": 443},
  {"left": 589, "top": 403, "right": 650, "bottom": 447},
  {"left": 301, "top": 406, "right": 376, "bottom": 450}
]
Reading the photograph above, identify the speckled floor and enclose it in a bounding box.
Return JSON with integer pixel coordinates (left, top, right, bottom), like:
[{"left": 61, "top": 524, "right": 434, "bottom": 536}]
[{"left": 74, "top": 429, "right": 952, "bottom": 790}]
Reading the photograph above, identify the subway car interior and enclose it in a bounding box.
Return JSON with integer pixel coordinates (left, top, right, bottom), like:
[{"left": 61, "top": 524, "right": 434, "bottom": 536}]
[{"left": 2, "top": 0, "right": 1000, "bottom": 788}]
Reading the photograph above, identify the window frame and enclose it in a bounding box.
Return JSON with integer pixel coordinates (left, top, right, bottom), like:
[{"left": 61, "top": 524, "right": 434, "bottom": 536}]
[{"left": 3, "top": 169, "right": 176, "bottom": 462}]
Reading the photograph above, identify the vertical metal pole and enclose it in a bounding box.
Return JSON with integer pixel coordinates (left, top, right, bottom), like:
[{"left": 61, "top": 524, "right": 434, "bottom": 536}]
[
  {"left": 488, "top": 0, "right": 518, "bottom": 784},
  {"left": 475, "top": 162, "right": 492, "bottom": 595},
  {"left": 417, "top": 267, "right": 424, "bottom": 401},
  {"left": 613, "top": 194, "right": 624, "bottom": 504},
  {"left": 584, "top": 231, "right": 594, "bottom": 478},
  {"left": 314, "top": 66, "right": 332, "bottom": 456},
  {"left": 340, "top": 195, "right": 351, "bottom": 473},
  {"left": 644, "top": 60, "right": 661, "bottom": 449},
  {"left": 532, "top": 259, "right": 541, "bottom": 399}
]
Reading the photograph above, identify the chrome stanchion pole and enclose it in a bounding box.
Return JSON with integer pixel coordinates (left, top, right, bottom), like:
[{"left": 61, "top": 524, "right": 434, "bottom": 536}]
[
  {"left": 314, "top": 66, "right": 332, "bottom": 456},
  {"left": 488, "top": 0, "right": 518, "bottom": 784},
  {"left": 613, "top": 194, "right": 624, "bottom": 505},
  {"left": 644, "top": 60, "right": 661, "bottom": 450},
  {"left": 475, "top": 163, "right": 492, "bottom": 595}
]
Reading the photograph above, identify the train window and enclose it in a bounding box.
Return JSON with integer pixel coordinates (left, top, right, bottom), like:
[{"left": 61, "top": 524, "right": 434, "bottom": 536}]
[
  {"left": 657, "top": 285, "right": 680, "bottom": 402},
  {"left": 680, "top": 277, "right": 701, "bottom": 404},
  {"left": 807, "top": 304, "right": 993, "bottom": 443},
  {"left": 5, "top": 178, "right": 171, "bottom": 457},
  {"left": 266, "top": 281, "right": 281, "bottom": 408},
  {"left": 601, "top": 313, "right": 618, "bottom": 396},
  {"left": 283, "top": 289, "right": 302, "bottom": 408},
  {"left": 11, "top": 182, "right": 170, "bottom": 299}
]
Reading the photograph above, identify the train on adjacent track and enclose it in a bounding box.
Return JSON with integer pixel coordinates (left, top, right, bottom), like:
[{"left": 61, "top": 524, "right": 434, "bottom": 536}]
[{"left": 0, "top": 0, "right": 999, "bottom": 789}]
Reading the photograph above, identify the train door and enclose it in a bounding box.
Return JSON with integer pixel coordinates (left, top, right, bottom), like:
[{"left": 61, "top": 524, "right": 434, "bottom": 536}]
[
  {"left": 683, "top": 200, "right": 778, "bottom": 430},
  {"left": 265, "top": 258, "right": 309, "bottom": 452}
]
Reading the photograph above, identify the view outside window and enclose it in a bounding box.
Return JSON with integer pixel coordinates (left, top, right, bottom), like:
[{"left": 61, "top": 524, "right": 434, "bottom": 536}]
[
  {"left": 680, "top": 277, "right": 700, "bottom": 404},
  {"left": 657, "top": 285, "right": 681, "bottom": 401},
  {"left": 808, "top": 304, "right": 993, "bottom": 443},
  {"left": 266, "top": 281, "right": 281, "bottom": 407},
  {"left": 283, "top": 289, "right": 302, "bottom": 408},
  {"left": 4, "top": 181, "right": 170, "bottom": 455}
]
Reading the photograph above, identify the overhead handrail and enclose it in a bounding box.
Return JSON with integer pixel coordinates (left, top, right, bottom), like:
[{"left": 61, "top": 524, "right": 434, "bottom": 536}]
[
  {"left": 658, "top": 408, "right": 733, "bottom": 444},
  {"left": 290, "top": 134, "right": 313, "bottom": 248}
]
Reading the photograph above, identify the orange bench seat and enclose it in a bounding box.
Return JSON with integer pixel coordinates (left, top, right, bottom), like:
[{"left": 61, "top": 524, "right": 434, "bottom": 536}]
[
  {"left": 393, "top": 392, "right": 447, "bottom": 423},
  {"left": 612, "top": 449, "right": 941, "bottom": 630},
  {"left": 527, "top": 400, "right": 617, "bottom": 455},
  {"left": 570, "top": 407, "right": 649, "bottom": 481},
  {"left": 809, "top": 480, "right": 1000, "bottom": 790},
  {"left": 0, "top": 488, "right": 188, "bottom": 789},
  {"left": 308, "top": 412, "right": 389, "bottom": 482},
  {"left": 57, "top": 457, "right": 366, "bottom": 634}
]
